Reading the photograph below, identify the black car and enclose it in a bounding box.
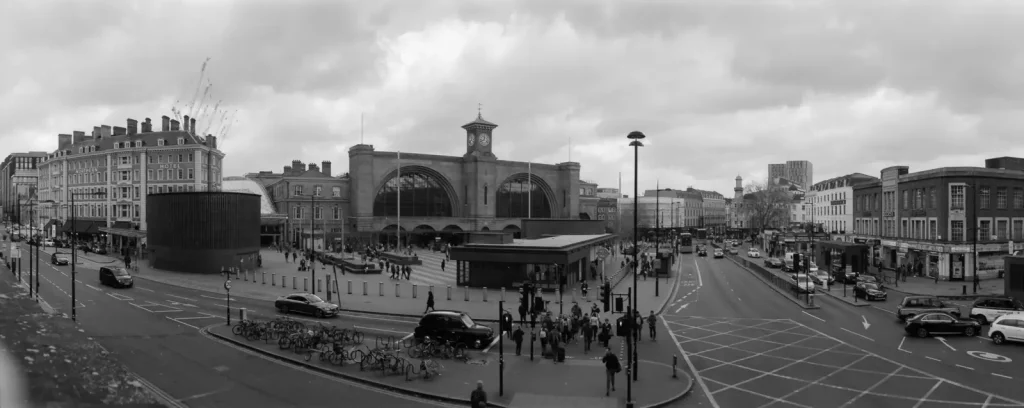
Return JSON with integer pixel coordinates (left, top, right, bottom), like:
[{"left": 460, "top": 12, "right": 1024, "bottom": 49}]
[
  {"left": 904, "top": 312, "right": 981, "bottom": 338},
  {"left": 99, "top": 266, "right": 133, "bottom": 288},
  {"left": 275, "top": 293, "right": 340, "bottom": 318},
  {"left": 414, "top": 310, "right": 495, "bottom": 349},
  {"left": 697, "top": 248, "right": 707, "bottom": 257},
  {"left": 763, "top": 258, "right": 783, "bottom": 268},
  {"left": 50, "top": 252, "right": 70, "bottom": 266},
  {"left": 782, "top": 260, "right": 795, "bottom": 272},
  {"left": 853, "top": 282, "right": 887, "bottom": 301}
]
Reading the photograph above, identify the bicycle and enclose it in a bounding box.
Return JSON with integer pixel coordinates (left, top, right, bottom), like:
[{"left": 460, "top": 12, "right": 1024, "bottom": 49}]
[{"left": 405, "top": 358, "right": 442, "bottom": 381}]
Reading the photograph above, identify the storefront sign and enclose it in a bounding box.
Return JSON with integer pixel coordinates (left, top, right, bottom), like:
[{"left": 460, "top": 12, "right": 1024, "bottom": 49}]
[
  {"left": 156, "top": 163, "right": 184, "bottom": 170},
  {"left": 854, "top": 238, "right": 867, "bottom": 244},
  {"left": 882, "top": 240, "right": 897, "bottom": 247},
  {"left": 830, "top": 200, "right": 846, "bottom": 206},
  {"left": 883, "top": 211, "right": 895, "bottom": 217},
  {"left": 950, "top": 246, "right": 971, "bottom": 253},
  {"left": 905, "top": 242, "right": 944, "bottom": 253},
  {"left": 908, "top": 210, "right": 927, "bottom": 217}
]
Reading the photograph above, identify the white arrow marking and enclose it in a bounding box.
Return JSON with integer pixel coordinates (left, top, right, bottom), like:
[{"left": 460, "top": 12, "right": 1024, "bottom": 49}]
[
  {"left": 936, "top": 337, "right": 957, "bottom": 351},
  {"left": 675, "top": 303, "right": 689, "bottom": 313},
  {"left": 862, "top": 315, "right": 871, "bottom": 330}
]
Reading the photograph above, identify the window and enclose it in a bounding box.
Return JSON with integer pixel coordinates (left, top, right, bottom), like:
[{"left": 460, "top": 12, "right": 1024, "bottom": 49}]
[
  {"left": 979, "top": 220, "right": 991, "bottom": 241},
  {"left": 951, "top": 220, "right": 964, "bottom": 241},
  {"left": 294, "top": 207, "right": 303, "bottom": 219},
  {"left": 177, "top": 138, "right": 185, "bottom": 145},
  {"left": 333, "top": 206, "right": 341, "bottom": 219},
  {"left": 188, "top": 168, "right": 194, "bottom": 179},
  {"left": 147, "top": 186, "right": 153, "bottom": 195},
  {"left": 1014, "top": 220, "right": 1023, "bottom": 240},
  {"left": 157, "top": 169, "right": 164, "bottom": 180},
  {"left": 902, "top": 191, "right": 908, "bottom": 209},
  {"left": 901, "top": 219, "right": 908, "bottom": 238},
  {"left": 315, "top": 185, "right": 322, "bottom": 197},
  {"left": 157, "top": 139, "right": 165, "bottom": 146},
  {"left": 996, "top": 220, "right": 1008, "bottom": 240},
  {"left": 1015, "top": 189, "right": 1024, "bottom": 209},
  {"left": 332, "top": 187, "right": 341, "bottom": 197},
  {"left": 294, "top": 185, "right": 303, "bottom": 196},
  {"left": 980, "top": 187, "right": 990, "bottom": 209},
  {"left": 929, "top": 188, "right": 936, "bottom": 209},
  {"left": 157, "top": 155, "right": 164, "bottom": 163},
  {"left": 929, "top": 219, "right": 937, "bottom": 240},
  {"left": 120, "top": 156, "right": 130, "bottom": 165},
  {"left": 314, "top": 206, "right": 322, "bottom": 220},
  {"left": 188, "top": 154, "right": 193, "bottom": 162},
  {"left": 997, "top": 188, "right": 1007, "bottom": 209},
  {"left": 120, "top": 171, "right": 130, "bottom": 181},
  {"left": 135, "top": 141, "right": 142, "bottom": 148},
  {"left": 177, "top": 169, "right": 183, "bottom": 180},
  {"left": 135, "top": 205, "right": 140, "bottom": 217},
  {"left": 133, "top": 170, "right": 139, "bottom": 181},
  {"left": 951, "top": 185, "right": 965, "bottom": 210},
  {"left": 147, "top": 170, "right": 153, "bottom": 180},
  {"left": 178, "top": 154, "right": 183, "bottom": 162}
]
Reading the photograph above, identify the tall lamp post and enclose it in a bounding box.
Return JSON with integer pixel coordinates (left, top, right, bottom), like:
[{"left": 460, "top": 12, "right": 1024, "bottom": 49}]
[
  {"left": 626, "top": 130, "right": 645, "bottom": 408},
  {"left": 307, "top": 193, "right": 317, "bottom": 292},
  {"left": 69, "top": 190, "right": 106, "bottom": 321},
  {"left": 24, "top": 198, "right": 55, "bottom": 300}
]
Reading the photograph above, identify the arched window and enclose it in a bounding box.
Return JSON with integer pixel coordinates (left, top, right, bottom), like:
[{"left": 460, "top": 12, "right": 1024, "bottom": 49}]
[
  {"left": 373, "top": 170, "right": 454, "bottom": 217},
  {"left": 496, "top": 175, "right": 551, "bottom": 218}
]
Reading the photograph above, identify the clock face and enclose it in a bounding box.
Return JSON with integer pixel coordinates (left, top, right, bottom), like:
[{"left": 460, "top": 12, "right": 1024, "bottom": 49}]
[
  {"left": 468, "top": 134, "right": 475, "bottom": 146},
  {"left": 479, "top": 133, "right": 490, "bottom": 146}
]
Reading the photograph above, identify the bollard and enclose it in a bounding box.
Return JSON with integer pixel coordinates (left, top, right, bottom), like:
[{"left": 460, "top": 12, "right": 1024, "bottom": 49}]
[
  {"left": 379, "top": 281, "right": 384, "bottom": 296},
  {"left": 293, "top": 276, "right": 298, "bottom": 290},
  {"left": 483, "top": 287, "right": 488, "bottom": 302},
  {"left": 673, "top": 355, "right": 678, "bottom": 379},
  {"left": 962, "top": 285, "right": 966, "bottom": 295},
  {"left": 239, "top": 308, "right": 247, "bottom": 322},
  {"left": 317, "top": 278, "right": 322, "bottom": 293},
  {"left": 809, "top": 293, "right": 815, "bottom": 307},
  {"left": 464, "top": 287, "right": 470, "bottom": 301},
  {"left": 413, "top": 284, "right": 418, "bottom": 299},
  {"left": 282, "top": 275, "right": 287, "bottom": 287},
  {"left": 447, "top": 285, "right": 452, "bottom": 301},
  {"left": 262, "top": 272, "right": 266, "bottom": 285},
  {"left": 347, "top": 280, "right": 353, "bottom": 295},
  {"left": 272, "top": 273, "right": 276, "bottom": 286},
  {"left": 362, "top": 281, "right": 368, "bottom": 296},
  {"left": 304, "top": 278, "right": 308, "bottom": 292},
  {"left": 396, "top": 283, "right": 401, "bottom": 297}
]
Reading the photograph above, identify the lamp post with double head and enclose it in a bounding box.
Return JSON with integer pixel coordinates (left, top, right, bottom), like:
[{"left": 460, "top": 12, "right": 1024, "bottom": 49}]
[
  {"left": 70, "top": 190, "right": 106, "bottom": 321},
  {"left": 626, "top": 130, "right": 645, "bottom": 407}
]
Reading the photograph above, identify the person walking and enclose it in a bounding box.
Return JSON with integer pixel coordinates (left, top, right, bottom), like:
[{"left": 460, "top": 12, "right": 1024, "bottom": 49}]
[
  {"left": 582, "top": 320, "right": 594, "bottom": 353},
  {"left": 441, "top": 258, "right": 446, "bottom": 272},
  {"left": 647, "top": 311, "right": 657, "bottom": 341},
  {"left": 602, "top": 348, "right": 621, "bottom": 396},
  {"left": 284, "top": 250, "right": 290, "bottom": 263},
  {"left": 512, "top": 325, "right": 524, "bottom": 356},
  {"left": 124, "top": 255, "right": 131, "bottom": 269},
  {"left": 470, "top": 381, "right": 488, "bottom": 408},
  {"left": 539, "top": 327, "right": 548, "bottom": 355},
  {"left": 518, "top": 302, "right": 527, "bottom": 325},
  {"left": 424, "top": 290, "right": 435, "bottom": 313}
]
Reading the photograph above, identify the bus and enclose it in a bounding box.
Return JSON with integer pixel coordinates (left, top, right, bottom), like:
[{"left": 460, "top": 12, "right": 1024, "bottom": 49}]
[
  {"left": 695, "top": 228, "right": 708, "bottom": 240},
  {"left": 678, "top": 233, "right": 694, "bottom": 254}
]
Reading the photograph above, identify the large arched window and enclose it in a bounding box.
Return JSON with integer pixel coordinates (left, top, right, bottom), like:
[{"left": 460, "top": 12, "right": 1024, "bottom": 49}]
[
  {"left": 373, "top": 170, "right": 454, "bottom": 217},
  {"left": 496, "top": 174, "right": 551, "bottom": 218}
]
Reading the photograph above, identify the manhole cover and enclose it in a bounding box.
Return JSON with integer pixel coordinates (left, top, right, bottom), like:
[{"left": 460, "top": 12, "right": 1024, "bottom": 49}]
[{"left": 967, "top": 350, "right": 1011, "bottom": 363}]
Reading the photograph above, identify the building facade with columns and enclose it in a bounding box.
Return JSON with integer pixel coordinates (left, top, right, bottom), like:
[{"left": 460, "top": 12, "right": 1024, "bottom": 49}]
[{"left": 34, "top": 114, "right": 224, "bottom": 247}]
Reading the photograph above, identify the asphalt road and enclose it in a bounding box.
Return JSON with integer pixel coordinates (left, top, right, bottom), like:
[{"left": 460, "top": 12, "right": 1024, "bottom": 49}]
[
  {"left": 16, "top": 242, "right": 460, "bottom": 408},
  {"left": 661, "top": 251, "right": 1024, "bottom": 408}
]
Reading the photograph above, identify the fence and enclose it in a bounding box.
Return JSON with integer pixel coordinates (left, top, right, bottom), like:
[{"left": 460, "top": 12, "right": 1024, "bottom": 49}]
[{"left": 730, "top": 256, "right": 815, "bottom": 305}]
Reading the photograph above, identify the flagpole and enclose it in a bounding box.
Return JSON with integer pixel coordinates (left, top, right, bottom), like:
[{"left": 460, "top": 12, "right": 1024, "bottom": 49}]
[
  {"left": 397, "top": 151, "right": 401, "bottom": 249},
  {"left": 361, "top": 113, "right": 364, "bottom": 144},
  {"left": 528, "top": 162, "right": 532, "bottom": 219}
]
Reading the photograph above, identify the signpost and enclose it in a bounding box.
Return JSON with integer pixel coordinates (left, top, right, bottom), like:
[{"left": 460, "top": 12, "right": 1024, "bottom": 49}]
[{"left": 224, "top": 278, "right": 232, "bottom": 325}]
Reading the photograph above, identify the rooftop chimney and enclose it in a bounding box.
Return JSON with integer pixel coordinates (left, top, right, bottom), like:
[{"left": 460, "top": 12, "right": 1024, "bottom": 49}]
[
  {"left": 113, "top": 126, "right": 126, "bottom": 136},
  {"left": 99, "top": 125, "right": 111, "bottom": 139},
  {"left": 183, "top": 115, "right": 190, "bottom": 133},
  {"left": 58, "top": 134, "right": 72, "bottom": 149},
  {"left": 170, "top": 119, "right": 180, "bottom": 131},
  {"left": 291, "top": 160, "right": 305, "bottom": 172},
  {"left": 72, "top": 131, "right": 85, "bottom": 144},
  {"left": 190, "top": 118, "right": 196, "bottom": 135},
  {"left": 126, "top": 119, "right": 138, "bottom": 135},
  {"left": 161, "top": 115, "right": 170, "bottom": 132},
  {"left": 142, "top": 118, "right": 152, "bottom": 133},
  {"left": 92, "top": 126, "right": 101, "bottom": 138},
  {"left": 283, "top": 166, "right": 293, "bottom": 174},
  {"left": 308, "top": 163, "right": 320, "bottom": 173},
  {"left": 322, "top": 161, "right": 332, "bottom": 177},
  {"left": 205, "top": 135, "right": 217, "bottom": 149}
]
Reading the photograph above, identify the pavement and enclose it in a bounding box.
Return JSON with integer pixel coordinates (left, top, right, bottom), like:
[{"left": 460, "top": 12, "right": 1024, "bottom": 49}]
[
  {"left": 1, "top": 239, "right": 480, "bottom": 408},
  {"left": 871, "top": 267, "right": 1005, "bottom": 299},
  {"left": 666, "top": 250, "right": 1024, "bottom": 408}
]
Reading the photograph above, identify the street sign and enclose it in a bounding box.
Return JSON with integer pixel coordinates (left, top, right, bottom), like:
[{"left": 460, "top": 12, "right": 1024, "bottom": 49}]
[
  {"left": 11, "top": 244, "right": 20, "bottom": 259},
  {"left": 224, "top": 281, "right": 231, "bottom": 290}
]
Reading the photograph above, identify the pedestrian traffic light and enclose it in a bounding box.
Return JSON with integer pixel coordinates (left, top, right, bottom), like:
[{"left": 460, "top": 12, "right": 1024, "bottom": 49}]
[
  {"left": 614, "top": 296, "right": 624, "bottom": 313},
  {"left": 616, "top": 316, "right": 629, "bottom": 337},
  {"left": 601, "top": 283, "right": 611, "bottom": 312},
  {"left": 793, "top": 253, "right": 801, "bottom": 272}
]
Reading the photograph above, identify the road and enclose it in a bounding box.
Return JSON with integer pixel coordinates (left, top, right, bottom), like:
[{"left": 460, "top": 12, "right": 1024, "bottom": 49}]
[
  {"left": 15, "top": 242, "right": 458, "bottom": 408},
  {"left": 660, "top": 250, "right": 1024, "bottom": 408}
]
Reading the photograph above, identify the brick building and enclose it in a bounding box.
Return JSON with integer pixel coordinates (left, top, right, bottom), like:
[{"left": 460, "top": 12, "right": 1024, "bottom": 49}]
[
  {"left": 1, "top": 152, "right": 48, "bottom": 229},
  {"left": 247, "top": 160, "right": 349, "bottom": 249},
  {"left": 851, "top": 159, "right": 1024, "bottom": 281}
]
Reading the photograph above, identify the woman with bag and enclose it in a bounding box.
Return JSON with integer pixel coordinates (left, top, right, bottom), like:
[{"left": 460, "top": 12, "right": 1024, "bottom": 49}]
[
  {"left": 602, "top": 348, "right": 621, "bottom": 396},
  {"left": 539, "top": 328, "right": 548, "bottom": 355}
]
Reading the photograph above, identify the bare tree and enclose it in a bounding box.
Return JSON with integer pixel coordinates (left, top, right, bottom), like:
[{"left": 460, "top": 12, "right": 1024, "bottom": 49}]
[{"left": 739, "top": 179, "right": 792, "bottom": 231}]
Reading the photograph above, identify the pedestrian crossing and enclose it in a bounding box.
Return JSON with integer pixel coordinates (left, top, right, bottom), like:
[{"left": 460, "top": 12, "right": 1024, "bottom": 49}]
[{"left": 395, "top": 250, "right": 457, "bottom": 288}]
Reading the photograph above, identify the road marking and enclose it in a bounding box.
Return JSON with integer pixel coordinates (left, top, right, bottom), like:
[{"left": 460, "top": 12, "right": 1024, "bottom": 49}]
[
  {"left": 956, "top": 364, "right": 974, "bottom": 371},
  {"left": 108, "top": 293, "right": 133, "bottom": 301},
  {"left": 138, "top": 287, "right": 155, "bottom": 292},
  {"left": 167, "top": 316, "right": 201, "bottom": 330},
  {"left": 912, "top": 380, "right": 943, "bottom": 408},
  {"left": 400, "top": 333, "right": 414, "bottom": 342},
  {"left": 663, "top": 320, "right": 720, "bottom": 408},
  {"left": 993, "top": 373, "right": 1013, "bottom": 379},
  {"left": 85, "top": 284, "right": 101, "bottom": 291},
  {"left": 353, "top": 325, "right": 408, "bottom": 334},
  {"left": 173, "top": 316, "right": 221, "bottom": 321},
  {"left": 674, "top": 303, "right": 689, "bottom": 313},
  {"left": 200, "top": 294, "right": 235, "bottom": 301},
  {"left": 481, "top": 335, "right": 501, "bottom": 353},
  {"left": 936, "top": 337, "right": 956, "bottom": 351},
  {"left": 841, "top": 327, "right": 874, "bottom": 342},
  {"left": 925, "top": 356, "right": 941, "bottom": 362},
  {"left": 167, "top": 294, "right": 197, "bottom": 301},
  {"left": 693, "top": 257, "right": 703, "bottom": 287},
  {"left": 967, "top": 350, "right": 1012, "bottom": 363},
  {"left": 898, "top": 337, "right": 912, "bottom": 353},
  {"left": 802, "top": 311, "right": 825, "bottom": 322},
  {"left": 872, "top": 306, "right": 896, "bottom": 315}
]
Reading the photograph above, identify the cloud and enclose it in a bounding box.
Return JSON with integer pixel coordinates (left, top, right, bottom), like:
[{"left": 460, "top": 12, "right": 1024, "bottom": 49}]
[{"left": 2, "top": 0, "right": 1024, "bottom": 200}]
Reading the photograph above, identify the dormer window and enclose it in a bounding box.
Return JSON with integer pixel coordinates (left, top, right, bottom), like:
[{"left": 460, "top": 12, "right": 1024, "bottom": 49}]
[
  {"left": 114, "top": 142, "right": 121, "bottom": 149},
  {"left": 78, "top": 147, "right": 84, "bottom": 154},
  {"left": 135, "top": 141, "right": 142, "bottom": 148},
  {"left": 157, "top": 139, "right": 165, "bottom": 146},
  {"left": 177, "top": 137, "right": 185, "bottom": 145}
]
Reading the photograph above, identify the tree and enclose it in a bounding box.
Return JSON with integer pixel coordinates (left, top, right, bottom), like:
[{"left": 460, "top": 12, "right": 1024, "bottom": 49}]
[{"left": 740, "top": 179, "right": 792, "bottom": 232}]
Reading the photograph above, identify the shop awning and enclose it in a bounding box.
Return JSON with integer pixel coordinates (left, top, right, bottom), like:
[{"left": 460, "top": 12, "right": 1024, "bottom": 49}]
[
  {"left": 98, "top": 227, "right": 147, "bottom": 239},
  {"left": 59, "top": 220, "right": 102, "bottom": 234}
]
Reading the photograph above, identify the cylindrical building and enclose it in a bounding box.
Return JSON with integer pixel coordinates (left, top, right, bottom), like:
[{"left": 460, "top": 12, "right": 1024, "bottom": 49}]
[{"left": 147, "top": 192, "right": 261, "bottom": 274}]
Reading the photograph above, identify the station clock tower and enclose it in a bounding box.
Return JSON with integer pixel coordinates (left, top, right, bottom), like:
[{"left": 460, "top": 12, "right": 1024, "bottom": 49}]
[{"left": 462, "top": 111, "right": 498, "bottom": 160}]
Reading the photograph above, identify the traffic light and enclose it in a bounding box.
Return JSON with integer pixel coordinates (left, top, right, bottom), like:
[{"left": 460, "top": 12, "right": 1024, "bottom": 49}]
[
  {"left": 601, "top": 283, "right": 611, "bottom": 312},
  {"left": 616, "top": 316, "right": 629, "bottom": 337},
  {"left": 615, "top": 296, "right": 624, "bottom": 313},
  {"left": 793, "top": 253, "right": 801, "bottom": 272}
]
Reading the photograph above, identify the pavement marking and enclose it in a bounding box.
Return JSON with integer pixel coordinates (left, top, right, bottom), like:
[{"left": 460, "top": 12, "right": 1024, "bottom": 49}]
[
  {"left": 967, "top": 350, "right": 1012, "bottom": 363},
  {"left": 58, "top": 271, "right": 68, "bottom": 277},
  {"left": 481, "top": 335, "right": 501, "bottom": 353},
  {"left": 802, "top": 310, "right": 825, "bottom": 322},
  {"left": 174, "top": 316, "right": 221, "bottom": 321},
  {"left": 936, "top": 336, "right": 957, "bottom": 351},
  {"left": 841, "top": 365, "right": 907, "bottom": 408},
  {"left": 758, "top": 352, "right": 872, "bottom": 408},
  {"left": 693, "top": 257, "right": 703, "bottom": 287},
  {"left": 130, "top": 302, "right": 182, "bottom": 313},
  {"left": 167, "top": 316, "right": 201, "bottom": 330},
  {"left": 993, "top": 373, "right": 1013, "bottom": 380},
  {"left": 712, "top": 344, "right": 843, "bottom": 395},
  {"left": 956, "top": 364, "right": 975, "bottom": 370},
  {"left": 200, "top": 294, "right": 235, "bottom": 301},
  {"left": 85, "top": 284, "right": 102, "bottom": 291},
  {"left": 898, "top": 336, "right": 912, "bottom": 353},
  {"left": 912, "top": 380, "right": 943, "bottom": 408},
  {"left": 674, "top": 303, "right": 688, "bottom": 313},
  {"left": 840, "top": 327, "right": 874, "bottom": 342},
  {"left": 138, "top": 287, "right": 155, "bottom": 292},
  {"left": 664, "top": 320, "right": 720, "bottom": 408},
  {"left": 108, "top": 293, "right": 133, "bottom": 301},
  {"left": 167, "top": 294, "right": 197, "bottom": 301},
  {"left": 872, "top": 305, "right": 896, "bottom": 315},
  {"left": 352, "top": 325, "right": 408, "bottom": 335},
  {"left": 925, "top": 356, "right": 941, "bottom": 362}
]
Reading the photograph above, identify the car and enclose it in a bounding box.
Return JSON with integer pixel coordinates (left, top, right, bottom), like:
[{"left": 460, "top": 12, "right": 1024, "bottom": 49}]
[
  {"left": 275, "top": 293, "right": 340, "bottom": 318},
  {"left": 813, "top": 270, "right": 834, "bottom": 286},
  {"left": 42, "top": 239, "right": 55, "bottom": 247},
  {"left": 856, "top": 275, "right": 880, "bottom": 285},
  {"left": 99, "top": 266, "right": 133, "bottom": 288},
  {"left": 853, "top": 282, "right": 887, "bottom": 301},
  {"left": 791, "top": 273, "right": 815, "bottom": 293},
  {"left": 967, "top": 297, "right": 1024, "bottom": 325},
  {"left": 904, "top": 312, "right": 981, "bottom": 338},
  {"left": 92, "top": 246, "right": 108, "bottom": 255},
  {"left": 782, "top": 260, "right": 795, "bottom": 272},
  {"left": 807, "top": 262, "right": 819, "bottom": 273},
  {"left": 897, "top": 296, "right": 961, "bottom": 321},
  {"left": 414, "top": 310, "right": 495, "bottom": 349},
  {"left": 727, "top": 248, "right": 739, "bottom": 255},
  {"left": 988, "top": 314, "right": 1024, "bottom": 345},
  {"left": 698, "top": 248, "right": 707, "bottom": 257},
  {"left": 50, "top": 252, "right": 70, "bottom": 266},
  {"left": 763, "top": 258, "right": 783, "bottom": 268},
  {"left": 713, "top": 249, "right": 724, "bottom": 258},
  {"left": 747, "top": 249, "right": 761, "bottom": 258}
]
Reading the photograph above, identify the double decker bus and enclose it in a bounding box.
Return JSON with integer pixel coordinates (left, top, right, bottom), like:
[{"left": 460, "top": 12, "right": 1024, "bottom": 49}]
[
  {"left": 695, "top": 228, "right": 708, "bottom": 240},
  {"left": 678, "top": 233, "right": 694, "bottom": 254}
]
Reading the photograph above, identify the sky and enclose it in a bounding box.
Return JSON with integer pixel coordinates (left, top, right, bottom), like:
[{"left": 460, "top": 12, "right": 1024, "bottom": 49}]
[{"left": 3, "top": 0, "right": 1024, "bottom": 198}]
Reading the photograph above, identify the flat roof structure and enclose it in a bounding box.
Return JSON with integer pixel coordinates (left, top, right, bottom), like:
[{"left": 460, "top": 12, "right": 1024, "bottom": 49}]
[{"left": 449, "top": 233, "right": 616, "bottom": 289}]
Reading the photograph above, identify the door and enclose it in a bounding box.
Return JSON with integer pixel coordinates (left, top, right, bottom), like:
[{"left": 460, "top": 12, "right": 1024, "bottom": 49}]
[
  {"left": 928, "top": 314, "right": 956, "bottom": 332},
  {"left": 1003, "top": 319, "right": 1023, "bottom": 340},
  {"left": 287, "top": 295, "right": 308, "bottom": 314}
]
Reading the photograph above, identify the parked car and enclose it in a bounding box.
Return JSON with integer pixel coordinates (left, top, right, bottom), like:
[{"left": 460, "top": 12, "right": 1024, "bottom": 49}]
[
  {"left": 42, "top": 239, "right": 55, "bottom": 247},
  {"left": 763, "top": 258, "right": 783, "bottom": 268},
  {"left": 747, "top": 249, "right": 761, "bottom": 258},
  {"left": 853, "top": 282, "right": 887, "bottom": 301},
  {"left": 807, "top": 262, "right": 819, "bottom": 273},
  {"left": 92, "top": 246, "right": 108, "bottom": 255},
  {"left": 897, "top": 296, "right": 961, "bottom": 321},
  {"left": 988, "top": 314, "right": 1024, "bottom": 345},
  {"left": 713, "top": 249, "right": 724, "bottom": 259},
  {"left": 275, "top": 293, "right": 340, "bottom": 318},
  {"left": 414, "top": 310, "right": 495, "bottom": 349},
  {"left": 967, "top": 297, "right": 1024, "bottom": 325},
  {"left": 856, "top": 275, "right": 880, "bottom": 285},
  {"left": 904, "top": 312, "right": 981, "bottom": 338},
  {"left": 50, "top": 252, "right": 70, "bottom": 266},
  {"left": 99, "top": 266, "right": 133, "bottom": 288}
]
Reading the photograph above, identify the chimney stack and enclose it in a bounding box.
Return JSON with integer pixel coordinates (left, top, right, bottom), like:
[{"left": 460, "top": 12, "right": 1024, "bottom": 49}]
[
  {"left": 205, "top": 135, "right": 217, "bottom": 149},
  {"left": 170, "top": 119, "right": 180, "bottom": 131},
  {"left": 322, "top": 161, "right": 332, "bottom": 177},
  {"left": 190, "top": 118, "right": 196, "bottom": 135},
  {"left": 127, "top": 119, "right": 138, "bottom": 135},
  {"left": 58, "top": 134, "right": 72, "bottom": 149},
  {"left": 291, "top": 160, "right": 305, "bottom": 172},
  {"left": 113, "top": 126, "right": 126, "bottom": 136},
  {"left": 161, "top": 115, "right": 170, "bottom": 131},
  {"left": 72, "top": 131, "right": 85, "bottom": 144},
  {"left": 142, "top": 118, "right": 152, "bottom": 133},
  {"left": 100, "top": 125, "right": 112, "bottom": 139},
  {"left": 183, "top": 115, "right": 190, "bottom": 133},
  {"left": 283, "top": 166, "right": 292, "bottom": 175},
  {"left": 92, "top": 126, "right": 101, "bottom": 138}
]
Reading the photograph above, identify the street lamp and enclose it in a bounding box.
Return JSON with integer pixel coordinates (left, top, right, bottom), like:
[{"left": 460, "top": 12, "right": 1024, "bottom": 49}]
[
  {"left": 626, "top": 130, "right": 645, "bottom": 407},
  {"left": 69, "top": 190, "right": 106, "bottom": 321},
  {"left": 23, "top": 198, "right": 55, "bottom": 301}
]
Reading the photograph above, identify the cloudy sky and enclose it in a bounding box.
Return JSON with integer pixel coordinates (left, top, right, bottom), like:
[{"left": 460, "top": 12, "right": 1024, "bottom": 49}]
[{"left": 3, "top": 0, "right": 1024, "bottom": 198}]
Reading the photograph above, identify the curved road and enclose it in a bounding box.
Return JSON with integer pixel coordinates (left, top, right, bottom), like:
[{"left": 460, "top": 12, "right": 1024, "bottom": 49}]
[
  {"left": 19, "top": 244, "right": 450, "bottom": 408},
  {"left": 660, "top": 250, "right": 1024, "bottom": 408}
]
